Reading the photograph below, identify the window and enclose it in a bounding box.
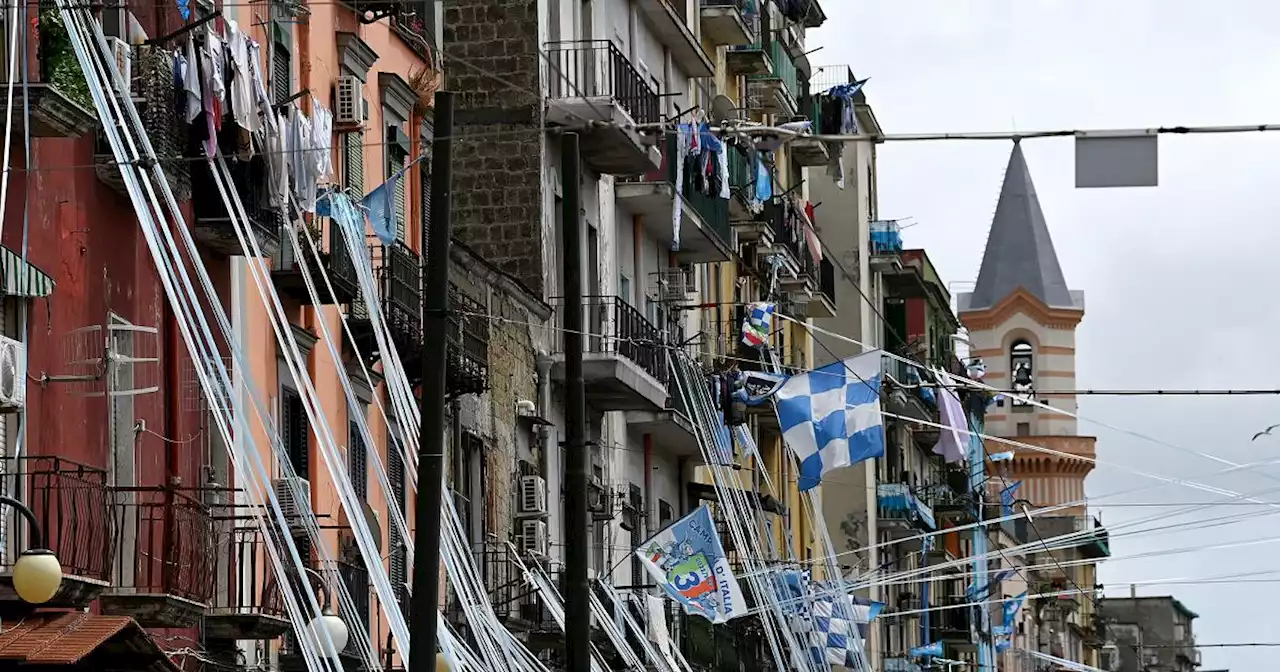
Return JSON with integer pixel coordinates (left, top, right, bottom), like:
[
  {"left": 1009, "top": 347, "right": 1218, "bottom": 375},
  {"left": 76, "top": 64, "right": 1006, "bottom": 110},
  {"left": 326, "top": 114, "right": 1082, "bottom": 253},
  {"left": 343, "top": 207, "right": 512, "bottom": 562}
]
[
  {"left": 1016, "top": 422, "right": 1030, "bottom": 437},
  {"left": 271, "top": 23, "right": 291, "bottom": 106},
  {"left": 281, "top": 388, "right": 308, "bottom": 477},
  {"left": 658, "top": 499, "right": 673, "bottom": 528},
  {"left": 384, "top": 122, "right": 408, "bottom": 241},
  {"left": 419, "top": 153, "right": 432, "bottom": 252},
  {"left": 388, "top": 436, "right": 409, "bottom": 616},
  {"left": 452, "top": 432, "right": 484, "bottom": 545},
  {"left": 348, "top": 417, "right": 368, "bottom": 500},
  {"left": 1010, "top": 339, "right": 1034, "bottom": 411},
  {"left": 344, "top": 132, "right": 364, "bottom": 193}
]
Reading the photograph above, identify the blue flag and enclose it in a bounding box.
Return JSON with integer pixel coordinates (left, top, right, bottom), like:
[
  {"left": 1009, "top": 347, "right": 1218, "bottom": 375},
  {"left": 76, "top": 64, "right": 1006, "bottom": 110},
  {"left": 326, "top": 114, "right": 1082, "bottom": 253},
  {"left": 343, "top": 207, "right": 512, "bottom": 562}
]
[
  {"left": 634, "top": 505, "right": 745, "bottom": 623},
  {"left": 1000, "top": 481, "right": 1022, "bottom": 517},
  {"left": 775, "top": 351, "right": 885, "bottom": 491}
]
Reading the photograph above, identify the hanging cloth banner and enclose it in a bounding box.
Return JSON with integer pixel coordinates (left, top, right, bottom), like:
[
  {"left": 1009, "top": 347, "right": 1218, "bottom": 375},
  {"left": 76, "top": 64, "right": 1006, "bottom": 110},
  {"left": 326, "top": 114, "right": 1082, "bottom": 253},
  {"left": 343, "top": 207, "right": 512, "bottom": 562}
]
[{"left": 634, "top": 505, "right": 747, "bottom": 624}]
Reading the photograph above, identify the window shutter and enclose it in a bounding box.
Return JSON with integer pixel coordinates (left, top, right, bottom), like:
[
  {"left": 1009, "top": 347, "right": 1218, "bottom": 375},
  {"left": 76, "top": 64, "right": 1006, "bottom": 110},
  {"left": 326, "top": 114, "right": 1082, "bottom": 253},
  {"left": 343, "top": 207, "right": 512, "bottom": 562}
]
[
  {"left": 344, "top": 132, "right": 364, "bottom": 193},
  {"left": 390, "top": 154, "right": 407, "bottom": 241},
  {"left": 348, "top": 421, "right": 368, "bottom": 500},
  {"left": 388, "top": 440, "right": 408, "bottom": 613},
  {"left": 272, "top": 42, "right": 291, "bottom": 105},
  {"left": 282, "top": 390, "right": 308, "bottom": 477}
]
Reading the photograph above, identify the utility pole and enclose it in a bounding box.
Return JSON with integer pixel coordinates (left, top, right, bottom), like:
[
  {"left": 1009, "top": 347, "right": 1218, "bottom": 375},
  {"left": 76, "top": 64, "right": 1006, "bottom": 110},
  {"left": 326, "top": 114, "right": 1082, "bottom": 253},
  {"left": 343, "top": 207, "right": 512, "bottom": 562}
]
[
  {"left": 411, "top": 89, "right": 453, "bottom": 672},
  {"left": 561, "top": 132, "right": 590, "bottom": 672}
]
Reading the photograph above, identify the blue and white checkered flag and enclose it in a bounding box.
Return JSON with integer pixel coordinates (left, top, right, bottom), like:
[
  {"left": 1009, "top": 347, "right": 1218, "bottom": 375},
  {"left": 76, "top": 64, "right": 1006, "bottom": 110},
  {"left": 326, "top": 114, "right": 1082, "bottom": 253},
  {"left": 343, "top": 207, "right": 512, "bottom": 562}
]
[{"left": 775, "top": 351, "right": 885, "bottom": 491}]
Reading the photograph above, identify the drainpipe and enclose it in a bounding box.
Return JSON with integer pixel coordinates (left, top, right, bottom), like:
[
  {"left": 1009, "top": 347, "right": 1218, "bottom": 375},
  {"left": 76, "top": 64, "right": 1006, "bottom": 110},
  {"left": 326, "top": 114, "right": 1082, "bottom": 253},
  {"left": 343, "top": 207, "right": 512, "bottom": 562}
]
[
  {"left": 536, "top": 355, "right": 553, "bottom": 481},
  {"left": 642, "top": 434, "right": 652, "bottom": 536}
]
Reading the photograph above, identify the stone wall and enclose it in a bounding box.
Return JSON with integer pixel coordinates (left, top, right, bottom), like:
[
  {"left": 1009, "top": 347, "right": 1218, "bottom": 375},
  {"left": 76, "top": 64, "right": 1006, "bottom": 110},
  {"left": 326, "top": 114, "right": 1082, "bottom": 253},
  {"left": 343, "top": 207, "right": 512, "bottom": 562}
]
[{"left": 443, "top": 0, "right": 547, "bottom": 296}]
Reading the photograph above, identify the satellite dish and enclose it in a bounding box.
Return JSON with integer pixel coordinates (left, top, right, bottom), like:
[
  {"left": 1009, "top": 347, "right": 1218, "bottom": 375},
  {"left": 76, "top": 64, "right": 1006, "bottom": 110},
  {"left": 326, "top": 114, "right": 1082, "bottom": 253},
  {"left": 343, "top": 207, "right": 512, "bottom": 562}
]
[
  {"left": 710, "top": 94, "right": 737, "bottom": 123},
  {"left": 336, "top": 499, "right": 384, "bottom": 555},
  {"left": 794, "top": 51, "right": 812, "bottom": 79}
]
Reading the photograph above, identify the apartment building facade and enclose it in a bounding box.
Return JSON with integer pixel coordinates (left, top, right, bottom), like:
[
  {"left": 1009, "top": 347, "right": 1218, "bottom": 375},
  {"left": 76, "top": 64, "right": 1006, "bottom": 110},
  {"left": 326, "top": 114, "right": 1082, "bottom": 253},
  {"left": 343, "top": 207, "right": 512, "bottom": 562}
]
[{"left": 1100, "top": 595, "right": 1203, "bottom": 672}]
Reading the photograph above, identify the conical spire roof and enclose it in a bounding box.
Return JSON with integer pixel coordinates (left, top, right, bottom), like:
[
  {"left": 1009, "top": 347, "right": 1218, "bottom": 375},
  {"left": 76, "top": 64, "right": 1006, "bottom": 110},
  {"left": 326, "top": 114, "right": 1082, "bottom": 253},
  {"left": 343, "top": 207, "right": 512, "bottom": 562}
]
[{"left": 967, "top": 141, "right": 1075, "bottom": 311}]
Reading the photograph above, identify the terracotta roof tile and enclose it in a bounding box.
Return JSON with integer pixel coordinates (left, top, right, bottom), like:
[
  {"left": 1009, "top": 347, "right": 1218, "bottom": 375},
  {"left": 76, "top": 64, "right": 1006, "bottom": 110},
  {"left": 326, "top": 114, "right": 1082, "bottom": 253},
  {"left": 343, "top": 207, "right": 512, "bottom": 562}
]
[{"left": 0, "top": 612, "right": 143, "bottom": 665}]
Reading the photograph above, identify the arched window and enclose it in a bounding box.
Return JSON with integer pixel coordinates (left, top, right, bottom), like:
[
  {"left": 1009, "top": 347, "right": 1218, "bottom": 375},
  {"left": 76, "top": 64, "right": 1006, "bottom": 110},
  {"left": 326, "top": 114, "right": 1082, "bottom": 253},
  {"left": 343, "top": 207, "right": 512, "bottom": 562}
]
[{"left": 1010, "top": 340, "right": 1034, "bottom": 410}]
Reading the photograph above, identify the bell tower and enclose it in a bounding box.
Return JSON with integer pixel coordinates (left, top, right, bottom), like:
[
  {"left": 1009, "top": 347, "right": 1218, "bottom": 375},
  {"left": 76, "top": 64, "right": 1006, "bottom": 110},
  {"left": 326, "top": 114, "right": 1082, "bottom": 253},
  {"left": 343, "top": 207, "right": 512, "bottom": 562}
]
[{"left": 958, "top": 141, "right": 1093, "bottom": 512}]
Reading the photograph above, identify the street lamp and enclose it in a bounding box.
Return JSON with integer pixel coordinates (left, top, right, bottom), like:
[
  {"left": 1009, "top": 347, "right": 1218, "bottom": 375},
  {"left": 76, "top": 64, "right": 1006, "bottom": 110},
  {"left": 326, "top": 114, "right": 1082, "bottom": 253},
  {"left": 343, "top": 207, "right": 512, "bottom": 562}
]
[
  {"left": 1, "top": 495, "right": 62, "bottom": 604},
  {"left": 303, "top": 567, "right": 350, "bottom": 658}
]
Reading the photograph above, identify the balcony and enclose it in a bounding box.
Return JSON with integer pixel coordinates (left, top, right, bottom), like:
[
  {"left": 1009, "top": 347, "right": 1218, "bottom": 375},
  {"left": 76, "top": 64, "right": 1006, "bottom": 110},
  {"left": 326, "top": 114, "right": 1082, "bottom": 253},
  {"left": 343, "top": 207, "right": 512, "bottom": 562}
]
[
  {"left": 883, "top": 658, "right": 924, "bottom": 672},
  {"left": 869, "top": 219, "right": 905, "bottom": 273},
  {"left": 923, "top": 547, "right": 964, "bottom": 575},
  {"left": 95, "top": 46, "right": 190, "bottom": 200},
  {"left": 0, "top": 457, "right": 115, "bottom": 613},
  {"left": 877, "top": 483, "right": 936, "bottom": 533},
  {"left": 746, "top": 41, "right": 798, "bottom": 116},
  {"left": 700, "top": 0, "right": 755, "bottom": 47},
  {"left": 272, "top": 218, "right": 361, "bottom": 306},
  {"left": 190, "top": 156, "right": 283, "bottom": 258},
  {"left": 727, "top": 40, "right": 774, "bottom": 77},
  {"left": 545, "top": 40, "right": 662, "bottom": 175},
  {"left": 447, "top": 286, "right": 491, "bottom": 398},
  {"left": 1034, "top": 515, "right": 1111, "bottom": 559},
  {"left": 928, "top": 471, "right": 980, "bottom": 525},
  {"left": 203, "top": 520, "right": 291, "bottom": 640},
  {"left": 0, "top": 12, "right": 97, "bottom": 139},
  {"left": 791, "top": 96, "right": 831, "bottom": 167},
  {"left": 626, "top": 357, "right": 704, "bottom": 461},
  {"left": 550, "top": 295, "right": 669, "bottom": 412},
  {"left": 636, "top": 0, "right": 713, "bottom": 76},
  {"left": 348, "top": 239, "right": 424, "bottom": 384},
  {"left": 617, "top": 135, "right": 733, "bottom": 263},
  {"left": 100, "top": 488, "right": 216, "bottom": 628},
  {"left": 931, "top": 597, "right": 974, "bottom": 644}
]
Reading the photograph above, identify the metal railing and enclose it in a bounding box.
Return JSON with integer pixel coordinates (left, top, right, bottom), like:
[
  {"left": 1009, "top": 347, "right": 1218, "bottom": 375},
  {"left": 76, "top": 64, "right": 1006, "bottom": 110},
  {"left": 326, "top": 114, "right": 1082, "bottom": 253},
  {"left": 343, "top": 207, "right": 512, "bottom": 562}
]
[
  {"left": 0, "top": 456, "right": 115, "bottom": 581},
  {"left": 110, "top": 487, "right": 216, "bottom": 603},
  {"left": 446, "top": 285, "right": 490, "bottom": 396},
  {"left": 545, "top": 40, "right": 660, "bottom": 124},
  {"left": 208, "top": 520, "right": 285, "bottom": 618},
  {"left": 274, "top": 218, "right": 361, "bottom": 300},
  {"left": 748, "top": 39, "right": 798, "bottom": 98},
  {"left": 350, "top": 238, "right": 423, "bottom": 347},
  {"left": 632, "top": 134, "right": 734, "bottom": 248},
  {"left": 553, "top": 295, "right": 669, "bottom": 385},
  {"left": 336, "top": 559, "right": 372, "bottom": 656},
  {"left": 190, "top": 156, "right": 282, "bottom": 247}
]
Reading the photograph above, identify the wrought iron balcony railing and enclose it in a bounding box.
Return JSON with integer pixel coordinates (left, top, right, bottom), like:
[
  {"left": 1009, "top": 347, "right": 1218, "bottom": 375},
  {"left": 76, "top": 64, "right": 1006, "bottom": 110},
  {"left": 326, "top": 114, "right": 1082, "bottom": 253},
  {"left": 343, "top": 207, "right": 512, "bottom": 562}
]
[
  {"left": 107, "top": 487, "right": 216, "bottom": 604},
  {"left": 349, "top": 238, "right": 424, "bottom": 377},
  {"left": 204, "top": 519, "right": 290, "bottom": 640},
  {"left": 0, "top": 456, "right": 115, "bottom": 584},
  {"left": 553, "top": 295, "right": 670, "bottom": 386},
  {"left": 272, "top": 218, "right": 361, "bottom": 306},
  {"left": 190, "top": 156, "right": 283, "bottom": 257},
  {"left": 446, "top": 285, "right": 490, "bottom": 397},
  {"left": 545, "top": 40, "right": 660, "bottom": 124}
]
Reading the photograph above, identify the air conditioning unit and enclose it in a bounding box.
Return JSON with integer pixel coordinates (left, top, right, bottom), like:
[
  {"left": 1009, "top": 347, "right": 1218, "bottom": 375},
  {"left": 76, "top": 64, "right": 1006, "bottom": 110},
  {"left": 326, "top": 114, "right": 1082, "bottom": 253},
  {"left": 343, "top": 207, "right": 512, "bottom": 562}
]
[
  {"left": 106, "top": 36, "right": 132, "bottom": 93},
  {"left": 518, "top": 475, "right": 547, "bottom": 516},
  {"left": 0, "top": 336, "right": 26, "bottom": 411},
  {"left": 618, "top": 498, "right": 640, "bottom": 533},
  {"left": 519, "top": 519, "right": 548, "bottom": 558},
  {"left": 272, "top": 477, "right": 312, "bottom": 530},
  {"left": 653, "top": 267, "right": 692, "bottom": 305},
  {"left": 334, "top": 75, "right": 363, "bottom": 126}
]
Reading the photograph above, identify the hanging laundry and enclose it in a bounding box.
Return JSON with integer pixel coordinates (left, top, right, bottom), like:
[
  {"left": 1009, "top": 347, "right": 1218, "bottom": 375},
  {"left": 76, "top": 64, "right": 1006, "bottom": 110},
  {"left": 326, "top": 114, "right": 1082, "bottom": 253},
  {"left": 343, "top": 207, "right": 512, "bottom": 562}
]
[
  {"left": 754, "top": 155, "right": 772, "bottom": 203},
  {"left": 225, "top": 20, "right": 258, "bottom": 136},
  {"left": 311, "top": 100, "right": 334, "bottom": 183},
  {"left": 671, "top": 124, "right": 694, "bottom": 252},
  {"left": 182, "top": 36, "right": 201, "bottom": 124}
]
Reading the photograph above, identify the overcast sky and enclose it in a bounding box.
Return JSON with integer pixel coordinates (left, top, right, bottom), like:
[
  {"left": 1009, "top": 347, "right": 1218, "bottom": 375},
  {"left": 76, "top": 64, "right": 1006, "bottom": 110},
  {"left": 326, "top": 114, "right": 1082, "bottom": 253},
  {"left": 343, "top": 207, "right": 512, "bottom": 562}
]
[{"left": 810, "top": 2, "right": 1280, "bottom": 669}]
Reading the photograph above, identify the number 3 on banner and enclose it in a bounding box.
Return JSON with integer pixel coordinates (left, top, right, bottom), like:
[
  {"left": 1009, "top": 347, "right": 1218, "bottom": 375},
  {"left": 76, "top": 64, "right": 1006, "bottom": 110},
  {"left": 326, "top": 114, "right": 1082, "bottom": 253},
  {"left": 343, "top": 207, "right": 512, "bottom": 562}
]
[{"left": 673, "top": 571, "right": 700, "bottom": 592}]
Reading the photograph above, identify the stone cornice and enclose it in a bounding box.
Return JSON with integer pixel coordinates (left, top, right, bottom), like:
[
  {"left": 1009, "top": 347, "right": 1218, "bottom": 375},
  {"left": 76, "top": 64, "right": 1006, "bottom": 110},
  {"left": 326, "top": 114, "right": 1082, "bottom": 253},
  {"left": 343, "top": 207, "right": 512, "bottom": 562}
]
[
  {"left": 378, "top": 72, "right": 416, "bottom": 123},
  {"left": 336, "top": 32, "right": 379, "bottom": 81},
  {"left": 959, "top": 286, "right": 1084, "bottom": 331}
]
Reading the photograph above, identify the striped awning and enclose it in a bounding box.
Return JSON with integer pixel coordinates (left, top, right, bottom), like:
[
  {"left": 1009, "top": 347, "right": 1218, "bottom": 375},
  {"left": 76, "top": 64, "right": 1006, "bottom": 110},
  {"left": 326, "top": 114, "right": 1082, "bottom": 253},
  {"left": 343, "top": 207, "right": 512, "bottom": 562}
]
[{"left": 0, "top": 245, "right": 53, "bottom": 297}]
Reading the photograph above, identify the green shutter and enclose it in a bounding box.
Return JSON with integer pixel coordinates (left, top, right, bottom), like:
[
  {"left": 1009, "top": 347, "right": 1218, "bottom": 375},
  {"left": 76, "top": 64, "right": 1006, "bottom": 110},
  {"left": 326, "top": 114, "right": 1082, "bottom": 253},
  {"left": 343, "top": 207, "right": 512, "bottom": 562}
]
[
  {"left": 344, "top": 132, "right": 364, "bottom": 193},
  {"left": 272, "top": 42, "right": 290, "bottom": 105},
  {"left": 390, "top": 153, "right": 406, "bottom": 241},
  {"left": 419, "top": 160, "right": 431, "bottom": 254}
]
